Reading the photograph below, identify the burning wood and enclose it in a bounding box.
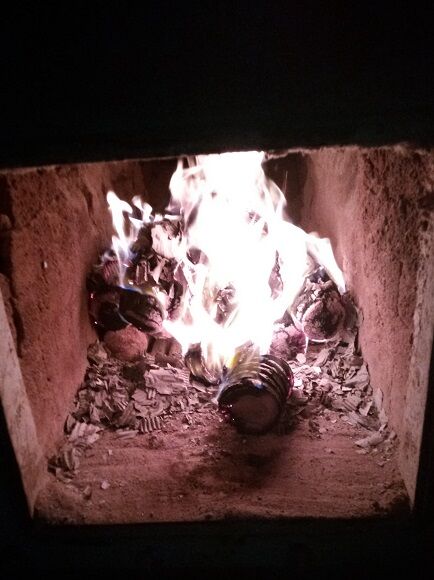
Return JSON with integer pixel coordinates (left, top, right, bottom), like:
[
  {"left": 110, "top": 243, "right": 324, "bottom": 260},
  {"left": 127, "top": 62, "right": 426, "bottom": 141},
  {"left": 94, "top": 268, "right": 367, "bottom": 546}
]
[
  {"left": 87, "top": 209, "right": 186, "bottom": 337},
  {"left": 184, "top": 343, "right": 221, "bottom": 385}
]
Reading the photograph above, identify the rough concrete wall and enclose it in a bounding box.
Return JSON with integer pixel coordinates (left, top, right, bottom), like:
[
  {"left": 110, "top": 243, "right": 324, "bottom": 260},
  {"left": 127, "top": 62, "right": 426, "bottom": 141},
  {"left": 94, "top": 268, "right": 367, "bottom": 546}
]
[
  {"left": 0, "top": 159, "right": 175, "bottom": 457},
  {"left": 298, "top": 147, "right": 434, "bottom": 500},
  {"left": 400, "top": 202, "right": 434, "bottom": 502},
  {"left": 0, "top": 288, "right": 45, "bottom": 512}
]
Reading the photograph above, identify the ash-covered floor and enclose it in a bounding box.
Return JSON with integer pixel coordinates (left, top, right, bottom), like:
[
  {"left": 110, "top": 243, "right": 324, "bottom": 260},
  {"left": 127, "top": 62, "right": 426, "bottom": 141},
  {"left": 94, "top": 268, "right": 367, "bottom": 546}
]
[
  {"left": 36, "top": 326, "right": 409, "bottom": 523},
  {"left": 36, "top": 406, "right": 408, "bottom": 523}
]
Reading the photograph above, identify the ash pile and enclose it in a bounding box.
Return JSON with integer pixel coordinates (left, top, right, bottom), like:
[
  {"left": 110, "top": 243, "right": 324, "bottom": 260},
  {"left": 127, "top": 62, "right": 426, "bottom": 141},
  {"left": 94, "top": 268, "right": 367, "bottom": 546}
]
[{"left": 50, "top": 209, "right": 395, "bottom": 483}]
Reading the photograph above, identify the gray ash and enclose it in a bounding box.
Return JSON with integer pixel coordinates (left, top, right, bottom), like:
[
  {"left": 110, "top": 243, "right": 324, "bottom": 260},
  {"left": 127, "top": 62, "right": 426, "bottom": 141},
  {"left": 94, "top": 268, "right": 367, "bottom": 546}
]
[{"left": 51, "top": 308, "right": 394, "bottom": 485}]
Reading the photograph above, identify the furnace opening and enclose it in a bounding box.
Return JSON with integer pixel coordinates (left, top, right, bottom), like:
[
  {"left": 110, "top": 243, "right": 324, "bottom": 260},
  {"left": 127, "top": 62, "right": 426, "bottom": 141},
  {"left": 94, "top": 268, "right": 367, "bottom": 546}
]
[{"left": 1, "top": 147, "right": 432, "bottom": 524}]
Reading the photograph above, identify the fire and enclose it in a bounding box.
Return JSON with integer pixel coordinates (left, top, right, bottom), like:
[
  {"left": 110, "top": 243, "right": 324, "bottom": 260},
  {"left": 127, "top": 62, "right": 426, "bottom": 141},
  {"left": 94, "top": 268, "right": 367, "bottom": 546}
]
[
  {"left": 106, "top": 152, "right": 345, "bottom": 373},
  {"left": 107, "top": 191, "right": 152, "bottom": 287}
]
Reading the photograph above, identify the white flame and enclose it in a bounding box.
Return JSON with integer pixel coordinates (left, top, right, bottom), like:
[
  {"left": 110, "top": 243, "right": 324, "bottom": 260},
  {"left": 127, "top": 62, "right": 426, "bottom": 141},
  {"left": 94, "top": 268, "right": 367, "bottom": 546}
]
[
  {"left": 107, "top": 191, "right": 170, "bottom": 287},
  {"left": 165, "top": 152, "right": 344, "bottom": 370},
  {"left": 107, "top": 152, "right": 345, "bottom": 372}
]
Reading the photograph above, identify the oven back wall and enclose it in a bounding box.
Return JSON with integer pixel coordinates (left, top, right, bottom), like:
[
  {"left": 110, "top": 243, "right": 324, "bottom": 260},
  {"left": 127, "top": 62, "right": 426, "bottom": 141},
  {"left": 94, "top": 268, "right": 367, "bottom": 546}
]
[{"left": 0, "top": 159, "right": 173, "bottom": 457}]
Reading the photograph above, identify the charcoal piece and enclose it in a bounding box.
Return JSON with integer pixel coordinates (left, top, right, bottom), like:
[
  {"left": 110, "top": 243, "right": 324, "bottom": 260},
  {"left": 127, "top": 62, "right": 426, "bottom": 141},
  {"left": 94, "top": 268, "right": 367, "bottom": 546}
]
[
  {"left": 122, "top": 363, "right": 145, "bottom": 382},
  {"left": 215, "top": 285, "right": 236, "bottom": 324},
  {"left": 270, "top": 325, "right": 306, "bottom": 360},
  {"left": 269, "top": 253, "right": 283, "bottom": 298},
  {"left": 131, "top": 261, "right": 150, "bottom": 287},
  {"left": 119, "top": 287, "right": 163, "bottom": 333},
  {"left": 89, "top": 290, "right": 128, "bottom": 331},
  {"left": 292, "top": 270, "right": 345, "bottom": 341},
  {"left": 154, "top": 352, "right": 184, "bottom": 368},
  {"left": 159, "top": 258, "right": 176, "bottom": 288},
  {"left": 218, "top": 354, "right": 293, "bottom": 435},
  {"left": 150, "top": 219, "right": 183, "bottom": 259},
  {"left": 302, "top": 290, "right": 345, "bottom": 341},
  {"left": 126, "top": 259, "right": 159, "bottom": 289},
  {"left": 130, "top": 224, "right": 153, "bottom": 257},
  {"left": 187, "top": 247, "right": 208, "bottom": 265},
  {"left": 167, "top": 280, "right": 185, "bottom": 320},
  {"left": 87, "top": 252, "right": 120, "bottom": 292},
  {"left": 308, "top": 265, "right": 329, "bottom": 284},
  {"left": 184, "top": 344, "right": 221, "bottom": 385}
]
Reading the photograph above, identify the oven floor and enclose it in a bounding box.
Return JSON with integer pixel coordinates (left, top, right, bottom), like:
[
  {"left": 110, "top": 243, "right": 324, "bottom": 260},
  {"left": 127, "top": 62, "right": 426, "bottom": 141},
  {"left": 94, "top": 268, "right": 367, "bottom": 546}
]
[{"left": 36, "top": 408, "right": 409, "bottom": 523}]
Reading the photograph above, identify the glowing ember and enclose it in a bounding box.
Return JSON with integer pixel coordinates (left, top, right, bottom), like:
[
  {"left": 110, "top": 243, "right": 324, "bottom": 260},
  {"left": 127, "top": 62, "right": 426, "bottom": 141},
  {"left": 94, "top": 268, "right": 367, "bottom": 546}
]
[{"left": 106, "top": 151, "right": 345, "bottom": 374}]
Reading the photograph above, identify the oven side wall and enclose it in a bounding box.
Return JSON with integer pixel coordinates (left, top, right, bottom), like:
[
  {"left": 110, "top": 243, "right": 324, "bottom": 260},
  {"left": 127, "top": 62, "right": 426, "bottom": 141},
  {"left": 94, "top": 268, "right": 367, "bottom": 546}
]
[
  {"left": 0, "top": 288, "right": 44, "bottom": 512},
  {"left": 0, "top": 159, "right": 174, "bottom": 459},
  {"left": 297, "top": 147, "right": 434, "bottom": 503}
]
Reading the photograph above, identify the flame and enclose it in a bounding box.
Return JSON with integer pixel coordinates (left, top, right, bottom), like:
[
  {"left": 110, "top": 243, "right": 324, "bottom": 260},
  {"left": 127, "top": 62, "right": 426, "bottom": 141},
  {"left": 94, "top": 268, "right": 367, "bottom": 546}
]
[
  {"left": 107, "top": 191, "right": 153, "bottom": 286},
  {"left": 107, "top": 152, "right": 345, "bottom": 372}
]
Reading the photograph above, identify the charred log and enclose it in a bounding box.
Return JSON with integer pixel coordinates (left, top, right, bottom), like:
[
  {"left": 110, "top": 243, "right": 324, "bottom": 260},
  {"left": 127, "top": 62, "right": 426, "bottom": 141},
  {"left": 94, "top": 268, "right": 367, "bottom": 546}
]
[
  {"left": 88, "top": 289, "right": 128, "bottom": 332},
  {"left": 130, "top": 224, "right": 153, "bottom": 258},
  {"left": 87, "top": 252, "right": 121, "bottom": 292},
  {"left": 218, "top": 352, "right": 293, "bottom": 434}
]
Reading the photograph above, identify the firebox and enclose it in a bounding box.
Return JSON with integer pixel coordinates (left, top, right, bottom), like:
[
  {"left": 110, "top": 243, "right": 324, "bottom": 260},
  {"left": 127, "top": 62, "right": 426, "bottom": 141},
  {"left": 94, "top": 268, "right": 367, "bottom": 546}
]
[{"left": 1, "top": 146, "right": 432, "bottom": 525}]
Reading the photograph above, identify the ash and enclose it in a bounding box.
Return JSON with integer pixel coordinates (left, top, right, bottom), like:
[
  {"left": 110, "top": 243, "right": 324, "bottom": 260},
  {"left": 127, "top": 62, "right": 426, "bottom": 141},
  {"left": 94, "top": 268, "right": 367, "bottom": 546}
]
[{"left": 49, "top": 313, "right": 396, "bottom": 483}]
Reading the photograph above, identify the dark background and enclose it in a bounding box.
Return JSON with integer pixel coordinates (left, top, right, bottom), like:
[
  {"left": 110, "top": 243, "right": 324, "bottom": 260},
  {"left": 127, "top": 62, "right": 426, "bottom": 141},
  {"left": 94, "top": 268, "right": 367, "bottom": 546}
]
[
  {"left": 1, "top": 2, "right": 433, "bottom": 574},
  {"left": 1, "top": 2, "right": 434, "bottom": 168}
]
